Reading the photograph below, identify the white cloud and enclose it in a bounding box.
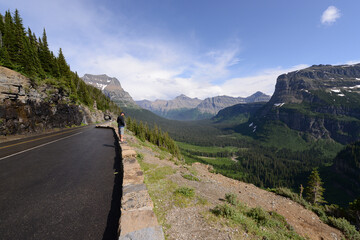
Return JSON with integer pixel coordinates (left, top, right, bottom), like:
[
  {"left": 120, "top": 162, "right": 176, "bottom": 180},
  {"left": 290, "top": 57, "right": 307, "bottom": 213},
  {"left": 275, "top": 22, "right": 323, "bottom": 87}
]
[
  {"left": 321, "top": 6, "right": 341, "bottom": 25},
  {"left": 345, "top": 60, "right": 360, "bottom": 65},
  {"left": 0, "top": 0, "right": 310, "bottom": 101},
  {"left": 218, "top": 64, "right": 309, "bottom": 98}
]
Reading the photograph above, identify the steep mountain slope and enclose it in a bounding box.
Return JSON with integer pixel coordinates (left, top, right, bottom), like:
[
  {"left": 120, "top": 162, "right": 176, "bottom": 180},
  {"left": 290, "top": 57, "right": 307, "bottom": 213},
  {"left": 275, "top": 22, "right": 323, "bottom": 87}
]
[
  {"left": 252, "top": 64, "right": 360, "bottom": 144},
  {"left": 212, "top": 102, "right": 266, "bottom": 123},
  {"left": 82, "top": 74, "right": 137, "bottom": 107},
  {"left": 126, "top": 132, "right": 344, "bottom": 240},
  {"left": 320, "top": 141, "right": 360, "bottom": 206},
  {"left": 137, "top": 92, "right": 270, "bottom": 121}
]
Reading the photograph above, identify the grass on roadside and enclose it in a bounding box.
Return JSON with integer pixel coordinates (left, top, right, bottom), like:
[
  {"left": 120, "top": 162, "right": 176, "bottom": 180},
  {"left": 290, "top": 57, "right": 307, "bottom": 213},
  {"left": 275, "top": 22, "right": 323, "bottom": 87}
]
[{"left": 210, "top": 193, "right": 305, "bottom": 240}]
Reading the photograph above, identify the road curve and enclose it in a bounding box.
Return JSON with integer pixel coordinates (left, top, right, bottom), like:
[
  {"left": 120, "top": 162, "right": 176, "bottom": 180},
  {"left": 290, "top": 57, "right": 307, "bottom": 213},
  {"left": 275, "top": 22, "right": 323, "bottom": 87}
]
[{"left": 0, "top": 126, "right": 122, "bottom": 240}]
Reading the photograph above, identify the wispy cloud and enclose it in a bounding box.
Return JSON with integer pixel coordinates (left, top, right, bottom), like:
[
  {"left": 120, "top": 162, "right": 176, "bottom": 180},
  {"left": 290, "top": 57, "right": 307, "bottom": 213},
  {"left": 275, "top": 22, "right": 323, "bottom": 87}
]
[
  {"left": 0, "top": 1, "right": 312, "bottom": 100},
  {"left": 218, "top": 64, "right": 309, "bottom": 98},
  {"left": 321, "top": 6, "right": 341, "bottom": 25}
]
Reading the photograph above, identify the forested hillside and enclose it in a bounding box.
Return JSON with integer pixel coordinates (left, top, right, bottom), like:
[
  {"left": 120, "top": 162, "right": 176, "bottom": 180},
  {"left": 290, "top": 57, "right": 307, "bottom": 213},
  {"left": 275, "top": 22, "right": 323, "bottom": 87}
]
[{"left": 0, "top": 10, "right": 120, "bottom": 114}]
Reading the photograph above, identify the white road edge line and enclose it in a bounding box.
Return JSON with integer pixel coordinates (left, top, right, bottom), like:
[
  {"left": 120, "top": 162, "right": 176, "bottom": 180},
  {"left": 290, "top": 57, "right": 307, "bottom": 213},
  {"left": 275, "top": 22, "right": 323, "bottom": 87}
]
[{"left": 0, "top": 132, "right": 83, "bottom": 161}]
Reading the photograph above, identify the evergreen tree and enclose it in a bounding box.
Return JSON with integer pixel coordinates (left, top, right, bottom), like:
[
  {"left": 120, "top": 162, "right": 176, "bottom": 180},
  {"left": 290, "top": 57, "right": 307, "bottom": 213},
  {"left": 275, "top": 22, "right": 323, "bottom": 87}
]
[
  {"left": 349, "top": 198, "right": 360, "bottom": 229},
  {"left": 0, "top": 46, "right": 13, "bottom": 68},
  {"left": 0, "top": 13, "right": 4, "bottom": 45},
  {"left": 24, "top": 28, "right": 45, "bottom": 78},
  {"left": 0, "top": 13, "right": 5, "bottom": 36},
  {"left": 38, "top": 28, "right": 52, "bottom": 74},
  {"left": 3, "top": 11, "right": 15, "bottom": 64},
  {"left": 13, "top": 9, "right": 26, "bottom": 68},
  {"left": 305, "top": 169, "right": 325, "bottom": 205},
  {"left": 57, "top": 48, "right": 71, "bottom": 78}
]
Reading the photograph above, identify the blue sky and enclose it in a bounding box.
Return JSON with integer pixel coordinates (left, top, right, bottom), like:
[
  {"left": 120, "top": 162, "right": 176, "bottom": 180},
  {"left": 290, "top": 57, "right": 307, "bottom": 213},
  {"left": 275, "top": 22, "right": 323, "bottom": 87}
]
[{"left": 1, "top": 0, "right": 359, "bottom": 100}]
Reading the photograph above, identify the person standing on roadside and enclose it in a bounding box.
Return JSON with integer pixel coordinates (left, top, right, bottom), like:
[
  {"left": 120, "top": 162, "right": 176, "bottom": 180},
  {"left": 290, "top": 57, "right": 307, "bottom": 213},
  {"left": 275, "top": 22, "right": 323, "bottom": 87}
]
[{"left": 117, "top": 112, "right": 126, "bottom": 143}]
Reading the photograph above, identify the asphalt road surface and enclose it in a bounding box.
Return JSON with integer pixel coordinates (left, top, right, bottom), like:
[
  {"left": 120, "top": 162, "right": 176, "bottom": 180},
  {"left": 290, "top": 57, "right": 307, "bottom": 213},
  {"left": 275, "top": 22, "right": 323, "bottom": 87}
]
[{"left": 0, "top": 126, "right": 122, "bottom": 240}]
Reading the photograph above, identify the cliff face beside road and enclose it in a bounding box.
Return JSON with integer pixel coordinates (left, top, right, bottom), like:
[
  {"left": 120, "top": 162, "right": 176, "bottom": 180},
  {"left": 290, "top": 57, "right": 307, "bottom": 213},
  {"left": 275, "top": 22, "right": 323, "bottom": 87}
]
[{"left": 0, "top": 67, "right": 105, "bottom": 136}]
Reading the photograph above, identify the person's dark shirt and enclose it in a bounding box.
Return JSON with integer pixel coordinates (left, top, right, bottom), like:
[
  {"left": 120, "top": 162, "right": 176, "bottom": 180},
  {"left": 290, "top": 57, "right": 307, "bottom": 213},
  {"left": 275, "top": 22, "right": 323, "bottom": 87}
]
[{"left": 117, "top": 115, "right": 125, "bottom": 127}]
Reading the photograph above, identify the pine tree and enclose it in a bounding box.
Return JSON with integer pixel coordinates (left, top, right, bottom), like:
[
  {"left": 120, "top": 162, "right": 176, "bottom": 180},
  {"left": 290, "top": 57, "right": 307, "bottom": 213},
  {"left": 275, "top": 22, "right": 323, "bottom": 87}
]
[
  {"left": 349, "top": 198, "right": 360, "bottom": 229},
  {"left": 26, "top": 27, "right": 45, "bottom": 78},
  {"left": 305, "top": 169, "right": 325, "bottom": 205},
  {"left": 57, "top": 48, "right": 71, "bottom": 78},
  {"left": 0, "top": 46, "right": 13, "bottom": 68},
  {"left": 13, "top": 9, "right": 26, "bottom": 69},
  {"left": 3, "top": 11, "right": 15, "bottom": 64},
  {"left": 50, "top": 51, "right": 59, "bottom": 77},
  {"left": 38, "top": 28, "right": 53, "bottom": 74},
  {"left": 0, "top": 13, "right": 4, "bottom": 45}
]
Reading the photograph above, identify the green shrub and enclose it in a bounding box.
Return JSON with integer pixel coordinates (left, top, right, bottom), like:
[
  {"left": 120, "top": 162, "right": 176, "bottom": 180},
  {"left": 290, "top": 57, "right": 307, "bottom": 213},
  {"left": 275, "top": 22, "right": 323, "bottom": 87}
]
[
  {"left": 212, "top": 203, "right": 237, "bottom": 218},
  {"left": 174, "top": 187, "right": 195, "bottom": 198},
  {"left": 225, "top": 193, "right": 238, "bottom": 206},
  {"left": 136, "top": 153, "right": 144, "bottom": 161},
  {"left": 247, "top": 207, "right": 269, "bottom": 226},
  {"left": 327, "top": 217, "right": 360, "bottom": 240},
  {"left": 182, "top": 174, "right": 199, "bottom": 181}
]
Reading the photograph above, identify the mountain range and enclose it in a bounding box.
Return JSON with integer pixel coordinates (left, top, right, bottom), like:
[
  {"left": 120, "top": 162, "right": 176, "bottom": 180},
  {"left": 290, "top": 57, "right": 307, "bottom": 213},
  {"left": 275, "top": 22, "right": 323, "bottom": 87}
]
[
  {"left": 136, "top": 91, "right": 271, "bottom": 120},
  {"left": 121, "top": 63, "right": 360, "bottom": 207}
]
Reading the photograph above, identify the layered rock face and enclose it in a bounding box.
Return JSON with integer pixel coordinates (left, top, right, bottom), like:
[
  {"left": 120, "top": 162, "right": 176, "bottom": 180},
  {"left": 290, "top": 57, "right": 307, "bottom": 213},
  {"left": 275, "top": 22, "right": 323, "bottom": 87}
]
[
  {"left": 82, "top": 74, "right": 137, "bottom": 107},
  {"left": 0, "top": 67, "right": 103, "bottom": 136},
  {"left": 257, "top": 64, "right": 360, "bottom": 144}
]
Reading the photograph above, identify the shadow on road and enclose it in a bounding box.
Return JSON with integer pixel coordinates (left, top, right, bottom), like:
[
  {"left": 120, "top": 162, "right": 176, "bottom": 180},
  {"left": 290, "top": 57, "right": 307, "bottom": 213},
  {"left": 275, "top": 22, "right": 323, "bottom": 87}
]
[{"left": 102, "top": 130, "right": 123, "bottom": 240}]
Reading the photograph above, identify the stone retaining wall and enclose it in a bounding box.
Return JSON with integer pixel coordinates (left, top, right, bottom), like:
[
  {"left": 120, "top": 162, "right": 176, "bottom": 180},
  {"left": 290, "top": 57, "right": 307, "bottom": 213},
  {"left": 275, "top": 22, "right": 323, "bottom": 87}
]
[{"left": 96, "top": 123, "right": 165, "bottom": 240}]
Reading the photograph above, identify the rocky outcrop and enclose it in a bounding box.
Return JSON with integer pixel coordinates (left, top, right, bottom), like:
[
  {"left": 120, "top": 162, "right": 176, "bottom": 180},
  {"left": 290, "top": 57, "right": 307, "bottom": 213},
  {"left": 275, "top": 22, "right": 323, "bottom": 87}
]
[
  {"left": 255, "top": 64, "right": 360, "bottom": 144},
  {"left": 82, "top": 74, "right": 137, "bottom": 108},
  {"left": 0, "top": 67, "right": 105, "bottom": 136}
]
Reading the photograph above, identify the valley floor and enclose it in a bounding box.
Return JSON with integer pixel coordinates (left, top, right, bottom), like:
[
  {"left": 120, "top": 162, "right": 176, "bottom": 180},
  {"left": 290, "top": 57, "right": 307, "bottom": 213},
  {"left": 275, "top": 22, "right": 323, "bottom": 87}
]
[{"left": 126, "top": 132, "right": 343, "bottom": 240}]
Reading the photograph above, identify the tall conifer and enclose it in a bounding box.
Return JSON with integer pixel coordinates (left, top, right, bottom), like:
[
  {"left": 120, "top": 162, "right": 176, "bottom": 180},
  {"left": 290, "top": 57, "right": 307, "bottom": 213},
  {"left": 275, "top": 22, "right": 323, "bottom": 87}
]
[
  {"left": 38, "top": 29, "right": 52, "bottom": 74},
  {"left": 305, "top": 169, "right": 325, "bottom": 205},
  {"left": 13, "top": 9, "right": 26, "bottom": 68},
  {"left": 3, "top": 11, "right": 15, "bottom": 63},
  {"left": 57, "top": 48, "right": 71, "bottom": 78}
]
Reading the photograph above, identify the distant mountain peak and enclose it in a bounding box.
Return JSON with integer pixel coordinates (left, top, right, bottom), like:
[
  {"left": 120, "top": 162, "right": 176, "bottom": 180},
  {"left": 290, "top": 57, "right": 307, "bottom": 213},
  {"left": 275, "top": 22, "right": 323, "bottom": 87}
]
[
  {"left": 175, "top": 94, "right": 201, "bottom": 101},
  {"left": 81, "top": 73, "right": 137, "bottom": 107}
]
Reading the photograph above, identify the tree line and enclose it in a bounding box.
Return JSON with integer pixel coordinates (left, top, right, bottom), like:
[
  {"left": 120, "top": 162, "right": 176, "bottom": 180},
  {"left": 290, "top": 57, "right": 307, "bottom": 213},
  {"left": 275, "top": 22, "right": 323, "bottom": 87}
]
[
  {"left": 0, "top": 9, "right": 120, "bottom": 114},
  {"left": 126, "top": 116, "right": 181, "bottom": 158}
]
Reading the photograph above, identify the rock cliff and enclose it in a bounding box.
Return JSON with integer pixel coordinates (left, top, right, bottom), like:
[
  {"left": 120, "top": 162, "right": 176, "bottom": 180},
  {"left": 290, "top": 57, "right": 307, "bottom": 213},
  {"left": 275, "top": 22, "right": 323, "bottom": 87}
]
[
  {"left": 0, "top": 67, "right": 105, "bottom": 136},
  {"left": 256, "top": 64, "right": 360, "bottom": 144}
]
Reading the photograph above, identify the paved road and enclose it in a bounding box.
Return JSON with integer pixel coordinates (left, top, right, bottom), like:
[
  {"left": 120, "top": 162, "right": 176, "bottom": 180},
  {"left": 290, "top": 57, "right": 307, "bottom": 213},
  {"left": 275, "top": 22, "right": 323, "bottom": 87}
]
[{"left": 0, "top": 126, "right": 122, "bottom": 240}]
